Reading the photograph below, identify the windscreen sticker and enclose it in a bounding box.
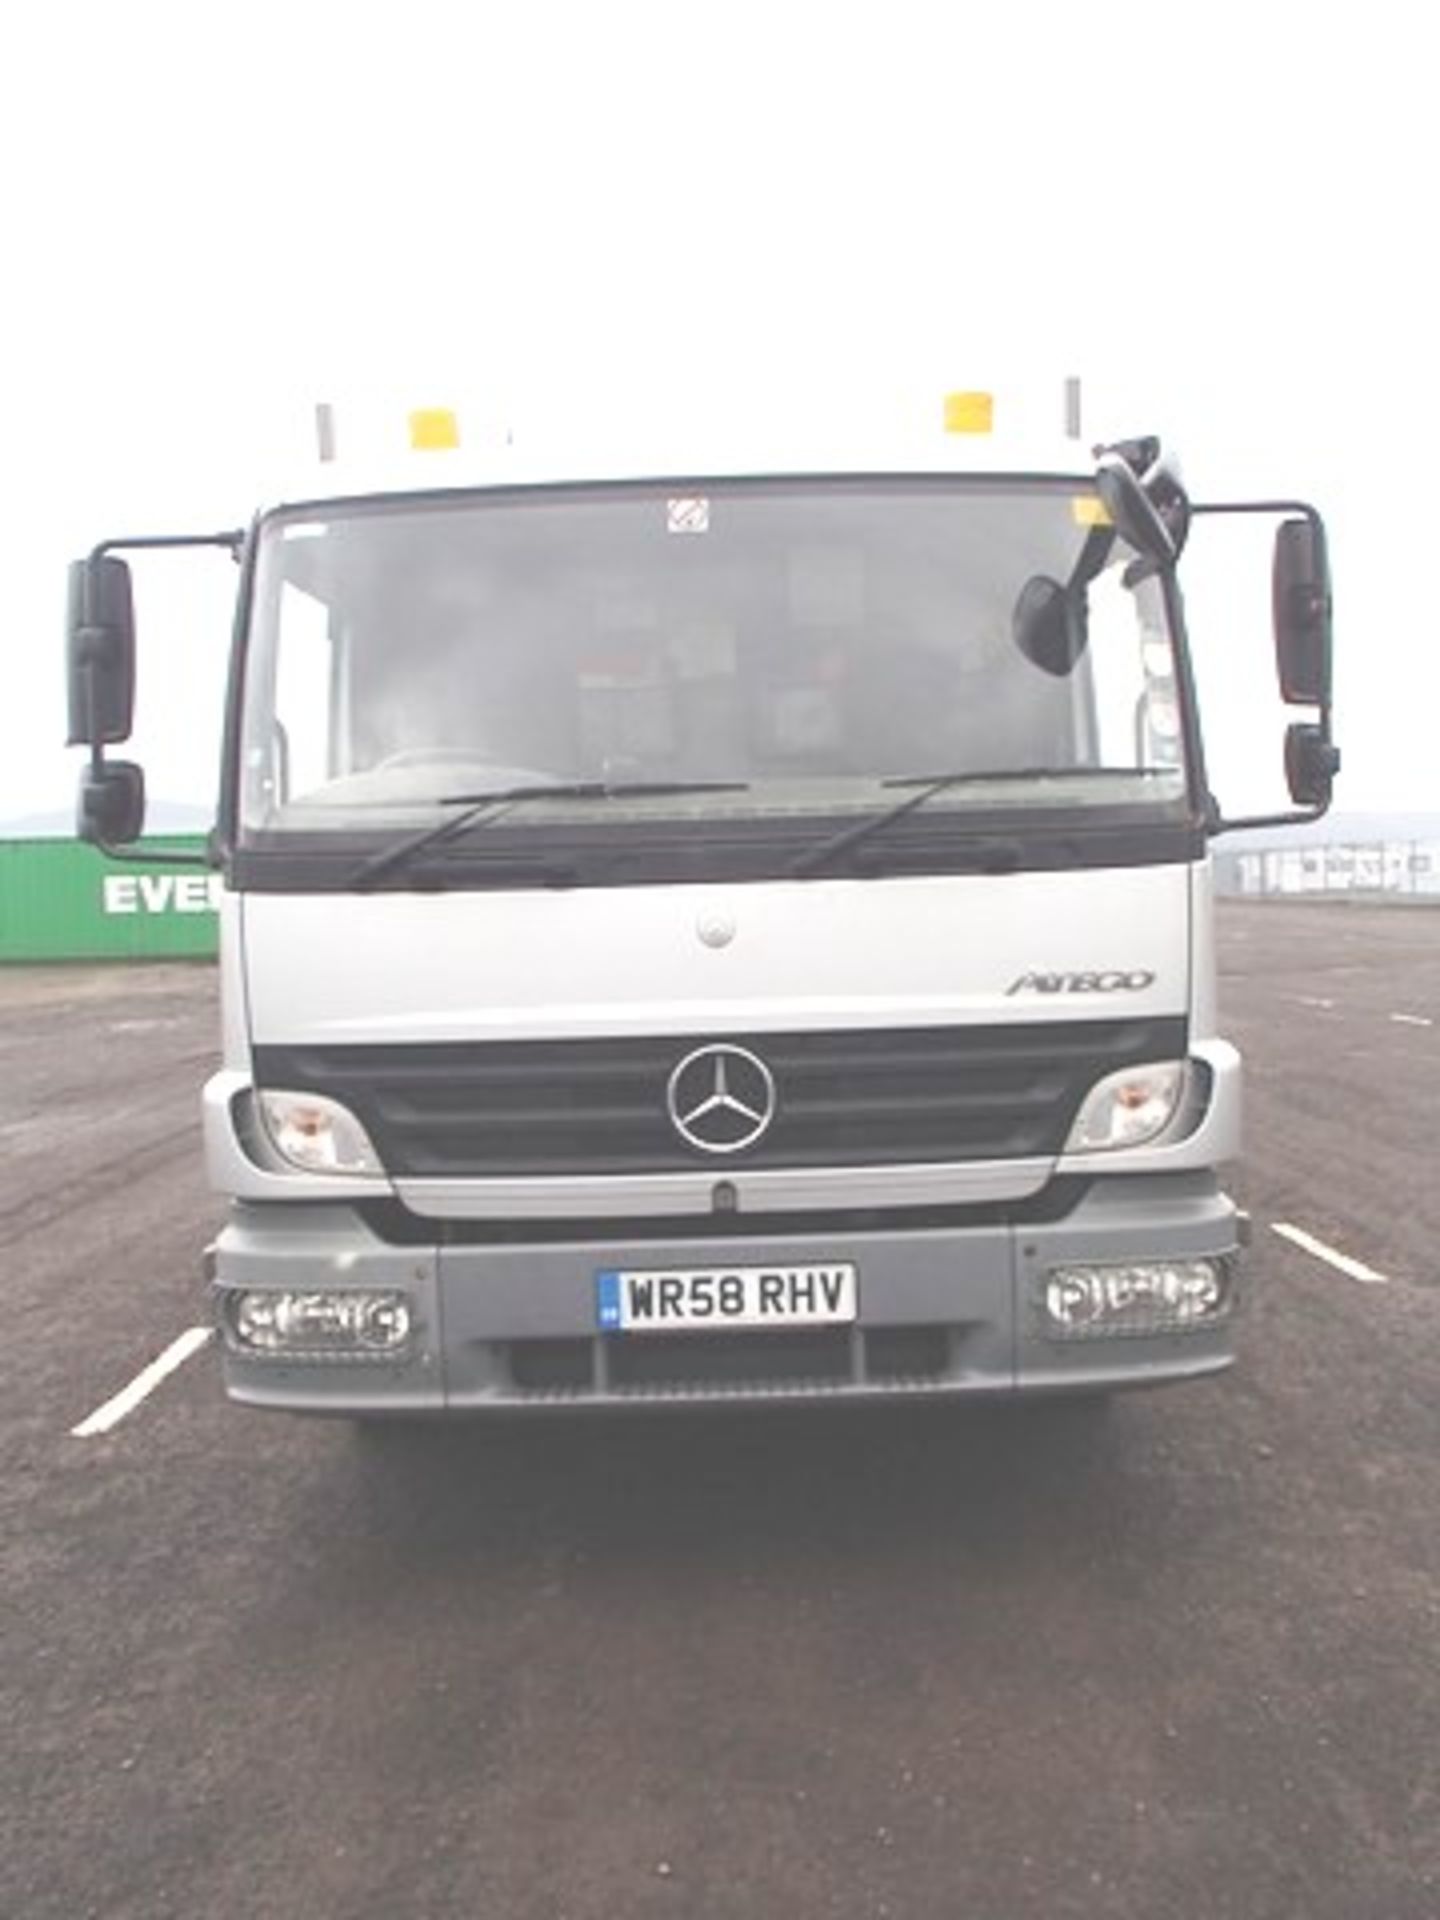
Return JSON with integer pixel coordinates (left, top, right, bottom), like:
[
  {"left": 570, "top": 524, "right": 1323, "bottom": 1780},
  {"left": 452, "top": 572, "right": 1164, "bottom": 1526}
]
[{"left": 667, "top": 497, "right": 710, "bottom": 534}]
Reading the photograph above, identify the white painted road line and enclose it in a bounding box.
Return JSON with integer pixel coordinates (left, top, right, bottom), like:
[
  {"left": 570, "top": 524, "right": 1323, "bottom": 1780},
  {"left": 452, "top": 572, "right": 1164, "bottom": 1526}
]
[
  {"left": 1270, "top": 1222, "right": 1388, "bottom": 1286},
  {"left": 1294, "top": 995, "right": 1336, "bottom": 1011},
  {"left": 1389, "top": 1012, "right": 1433, "bottom": 1028},
  {"left": 70, "top": 1327, "right": 214, "bottom": 1438}
]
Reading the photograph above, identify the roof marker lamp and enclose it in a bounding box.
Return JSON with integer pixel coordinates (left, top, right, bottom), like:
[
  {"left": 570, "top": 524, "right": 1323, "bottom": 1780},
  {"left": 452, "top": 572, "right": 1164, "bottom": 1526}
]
[
  {"left": 409, "top": 407, "right": 460, "bottom": 450},
  {"left": 257, "top": 1090, "right": 383, "bottom": 1176},
  {"left": 943, "top": 391, "right": 994, "bottom": 434}
]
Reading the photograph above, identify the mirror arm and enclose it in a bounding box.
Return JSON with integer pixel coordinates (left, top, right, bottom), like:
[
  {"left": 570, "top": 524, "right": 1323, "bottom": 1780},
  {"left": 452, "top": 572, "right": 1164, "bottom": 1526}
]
[
  {"left": 81, "top": 650, "right": 117, "bottom": 782},
  {"left": 1189, "top": 499, "right": 1323, "bottom": 521},
  {"left": 90, "top": 529, "right": 244, "bottom": 564},
  {"left": 77, "top": 529, "right": 244, "bottom": 771},
  {"left": 1187, "top": 498, "right": 1337, "bottom": 834},
  {"left": 1211, "top": 804, "right": 1331, "bottom": 837},
  {"left": 70, "top": 530, "right": 242, "bottom": 864},
  {"left": 1189, "top": 497, "right": 1333, "bottom": 671},
  {"left": 1190, "top": 495, "right": 1336, "bottom": 723}
]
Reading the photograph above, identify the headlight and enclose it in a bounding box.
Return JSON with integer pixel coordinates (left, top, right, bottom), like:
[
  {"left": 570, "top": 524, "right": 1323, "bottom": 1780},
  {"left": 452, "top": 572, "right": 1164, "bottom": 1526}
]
[
  {"left": 1064, "top": 1061, "right": 1186, "bottom": 1152},
  {"left": 257, "top": 1089, "right": 383, "bottom": 1175}
]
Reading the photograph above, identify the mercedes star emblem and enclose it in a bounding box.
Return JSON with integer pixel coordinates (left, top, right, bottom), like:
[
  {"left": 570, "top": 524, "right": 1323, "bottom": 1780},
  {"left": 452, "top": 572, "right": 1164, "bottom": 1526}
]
[{"left": 666, "top": 1043, "right": 777, "bottom": 1155}]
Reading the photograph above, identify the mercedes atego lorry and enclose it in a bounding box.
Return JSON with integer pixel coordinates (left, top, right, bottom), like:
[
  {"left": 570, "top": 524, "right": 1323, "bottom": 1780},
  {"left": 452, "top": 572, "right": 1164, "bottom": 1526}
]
[{"left": 65, "top": 395, "right": 1337, "bottom": 1418}]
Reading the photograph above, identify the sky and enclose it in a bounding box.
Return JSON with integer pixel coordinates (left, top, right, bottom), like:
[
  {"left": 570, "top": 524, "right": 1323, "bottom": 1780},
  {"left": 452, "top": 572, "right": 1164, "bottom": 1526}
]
[{"left": 4, "top": 0, "right": 1437, "bottom": 826}]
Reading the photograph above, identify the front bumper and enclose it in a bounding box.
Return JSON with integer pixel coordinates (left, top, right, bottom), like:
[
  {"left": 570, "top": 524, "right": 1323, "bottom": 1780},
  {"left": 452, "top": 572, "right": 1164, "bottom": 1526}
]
[{"left": 209, "top": 1174, "right": 1242, "bottom": 1415}]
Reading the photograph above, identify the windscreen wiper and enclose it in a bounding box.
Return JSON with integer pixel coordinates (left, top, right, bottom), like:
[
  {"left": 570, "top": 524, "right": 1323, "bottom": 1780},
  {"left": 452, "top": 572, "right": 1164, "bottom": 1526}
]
[
  {"left": 353, "top": 780, "right": 749, "bottom": 887},
  {"left": 790, "top": 768, "right": 1164, "bottom": 877}
]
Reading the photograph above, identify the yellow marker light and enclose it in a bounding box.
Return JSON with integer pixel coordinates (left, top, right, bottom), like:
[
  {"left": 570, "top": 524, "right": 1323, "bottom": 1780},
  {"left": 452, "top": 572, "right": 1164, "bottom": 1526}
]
[
  {"left": 1071, "top": 494, "right": 1114, "bottom": 528},
  {"left": 409, "top": 408, "right": 460, "bottom": 451},
  {"left": 943, "top": 391, "right": 994, "bottom": 435}
]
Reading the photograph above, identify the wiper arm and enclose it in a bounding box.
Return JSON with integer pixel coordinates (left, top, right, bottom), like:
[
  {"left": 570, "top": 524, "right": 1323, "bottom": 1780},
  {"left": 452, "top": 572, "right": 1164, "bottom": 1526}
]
[
  {"left": 881, "top": 766, "right": 1167, "bottom": 790},
  {"left": 353, "top": 780, "right": 748, "bottom": 887},
  {"left": 439, "top": 779, "right": 749, "bottom": 806},
  {"left": 790, "top": 768, "right": 1163, "bottom": 877}
]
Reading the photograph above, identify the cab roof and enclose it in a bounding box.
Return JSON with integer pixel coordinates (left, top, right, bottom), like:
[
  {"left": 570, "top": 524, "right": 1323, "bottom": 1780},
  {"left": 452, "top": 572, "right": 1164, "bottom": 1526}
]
[{"left": 262, "top": 393, "right": 1102, "bottom": 516}]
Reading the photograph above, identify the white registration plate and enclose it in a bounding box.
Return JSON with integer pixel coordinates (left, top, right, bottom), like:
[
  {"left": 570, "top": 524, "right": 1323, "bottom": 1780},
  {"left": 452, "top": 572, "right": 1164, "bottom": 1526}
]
[{"left": 596, "top": 1263, "right": 858, "bottom": 1333}]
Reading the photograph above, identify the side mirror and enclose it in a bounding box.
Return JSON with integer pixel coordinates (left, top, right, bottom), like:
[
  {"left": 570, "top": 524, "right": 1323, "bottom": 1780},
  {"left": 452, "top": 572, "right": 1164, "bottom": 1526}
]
[
  {"left": 77, "top": 760, "right": 146, "bottom": 846},
  {"left": 1273, "top": 518, "right": 1331, "bottom": 705},
  {"left": 66, "top": 555, "right": 136, "bottom": 745},
  {"left": 1012, "top": 575, "right": 1088, "bottom": 676},
  {"left": 1284, "top": 722, "right": 1340, "bottom": 810}
]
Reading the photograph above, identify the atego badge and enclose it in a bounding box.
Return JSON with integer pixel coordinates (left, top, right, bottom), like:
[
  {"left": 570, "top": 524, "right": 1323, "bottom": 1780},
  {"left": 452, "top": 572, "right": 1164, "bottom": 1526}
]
[{"left": 1007, "top": 969, "right": 1156, "bottom": 996}]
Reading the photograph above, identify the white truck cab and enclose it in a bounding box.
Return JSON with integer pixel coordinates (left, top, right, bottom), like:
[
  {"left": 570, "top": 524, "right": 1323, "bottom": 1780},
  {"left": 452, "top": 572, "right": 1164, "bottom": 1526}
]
[{"left": 65, "top": 395, "right": 1337, "bottom": 1415}]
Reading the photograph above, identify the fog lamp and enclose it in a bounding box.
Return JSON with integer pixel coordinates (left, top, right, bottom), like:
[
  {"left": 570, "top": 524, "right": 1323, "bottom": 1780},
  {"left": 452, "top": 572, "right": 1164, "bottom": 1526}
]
[
  {"left": 226, "top": 1289, "right": 414, "bottom": 1358},
  {"left": 1042, "top": 1259, "right": 1231, "bottom": 1340}
]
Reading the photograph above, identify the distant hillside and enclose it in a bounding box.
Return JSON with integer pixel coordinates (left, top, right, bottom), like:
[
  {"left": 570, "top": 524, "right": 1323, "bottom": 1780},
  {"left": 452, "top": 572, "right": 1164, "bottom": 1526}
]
[
  {"left": 1219, "top": 811, "right": 1440, "bottom": 852},
  {"left": 0, "top": 801, "right": 214, "bottom": 840}
]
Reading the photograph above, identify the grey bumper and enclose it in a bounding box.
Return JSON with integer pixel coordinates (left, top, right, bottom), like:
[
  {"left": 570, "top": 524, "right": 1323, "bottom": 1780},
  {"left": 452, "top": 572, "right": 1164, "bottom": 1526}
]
[{"left": 210, "top": 1174, "right": 1242, "bottom": 1415}]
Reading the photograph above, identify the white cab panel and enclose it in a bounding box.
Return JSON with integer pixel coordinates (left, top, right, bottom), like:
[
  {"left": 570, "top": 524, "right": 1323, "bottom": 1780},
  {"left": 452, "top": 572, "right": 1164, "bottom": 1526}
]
[{"left": 242, "top": 865, "right": 1190, "bottom": 1045}]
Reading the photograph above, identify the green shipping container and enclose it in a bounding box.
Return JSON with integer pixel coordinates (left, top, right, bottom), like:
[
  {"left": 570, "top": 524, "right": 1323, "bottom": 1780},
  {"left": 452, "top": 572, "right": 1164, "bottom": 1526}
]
[{"left": 0, "top": 837, "right": 219, "bottom": 962}]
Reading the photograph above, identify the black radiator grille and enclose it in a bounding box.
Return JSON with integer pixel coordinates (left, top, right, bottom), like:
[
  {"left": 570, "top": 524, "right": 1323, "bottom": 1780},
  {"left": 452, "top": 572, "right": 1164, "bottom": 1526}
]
[{"left": 254, "top": 1018, "right": 1186, "bottom": 1178}]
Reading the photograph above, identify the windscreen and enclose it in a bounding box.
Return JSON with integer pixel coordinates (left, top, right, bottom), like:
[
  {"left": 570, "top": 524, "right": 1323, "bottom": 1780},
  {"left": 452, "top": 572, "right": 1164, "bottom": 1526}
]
[{"left": 238, "top": 478, "right": 1188, "bottom": 852}]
